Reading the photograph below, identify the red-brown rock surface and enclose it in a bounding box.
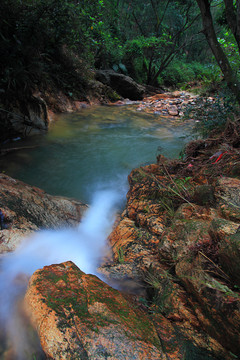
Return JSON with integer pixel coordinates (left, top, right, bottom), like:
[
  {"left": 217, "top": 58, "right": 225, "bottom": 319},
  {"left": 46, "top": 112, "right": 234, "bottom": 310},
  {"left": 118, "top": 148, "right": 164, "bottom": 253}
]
[
  {"left": 0, "top": 173, "right": 87, "bottom": 253},
  {"left": 101, "top": 153, "right": 240, "bottom": 359},
  {"left": 24, "top": 261, "right": 165, "bottom": 360},
  {"left": 136, "top": 91, "right": 198, "bottom": 117}
]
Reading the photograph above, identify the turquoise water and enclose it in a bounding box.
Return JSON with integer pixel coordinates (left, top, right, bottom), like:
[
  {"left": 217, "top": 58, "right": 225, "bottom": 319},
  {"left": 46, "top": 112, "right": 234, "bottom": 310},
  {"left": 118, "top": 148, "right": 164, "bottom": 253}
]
[{"left": 0, "top": 105, "right": 191, "bottom": 203}]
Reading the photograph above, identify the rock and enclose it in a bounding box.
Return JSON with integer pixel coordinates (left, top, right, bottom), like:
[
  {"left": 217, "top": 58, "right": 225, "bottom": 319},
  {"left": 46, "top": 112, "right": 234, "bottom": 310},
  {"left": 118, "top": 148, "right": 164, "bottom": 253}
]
[
  {"left": 95, "top": 70, "right": 145, "bottom": 100},
  {"left": 87, "top": 79, "right": 122, "bottom": 103},
  {"left": 176, "top": 251, "right": 240, "bottom": 356},
  {"left": 152, "top": 313, "right": 228, "bottom": 360},
  {"left": 167, "top": 104, "right": 178, "bottom": 116},
  {"left": 24, "top": 261, "right": 165, "bottom": 360},
  {"left": 0, "top": 173, "right": 87, "bottom": 253},
  {"left": 159, "top": 203, "right": 217, "bottom": 261},
  {"left": 215, "top": 177, "right": 240, "bottom": 221},
  {"left": 193, "top": 185, "right": 215, "bottom": 206},
  {"left": 0, "top": 96, "right": 49, "bottom": 142},
  {"left": 218, "top": 231, "right": 240, "bottom": 286},
  {"left": 210, "top": 218, "right": 240, "bottom": 286},
  {"left": 104, "top": 156, "right": 240, "bottom": 359}
]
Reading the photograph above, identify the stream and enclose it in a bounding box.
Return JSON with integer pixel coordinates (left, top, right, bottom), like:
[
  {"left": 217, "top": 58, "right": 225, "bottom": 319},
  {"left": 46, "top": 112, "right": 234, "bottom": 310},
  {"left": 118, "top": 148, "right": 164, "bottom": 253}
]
[
  {"left": 0, "top": 105, "right": 192, "bottom": 203},
  {"left": 0, "top": 104, "right": 193, "bottom": 359}
]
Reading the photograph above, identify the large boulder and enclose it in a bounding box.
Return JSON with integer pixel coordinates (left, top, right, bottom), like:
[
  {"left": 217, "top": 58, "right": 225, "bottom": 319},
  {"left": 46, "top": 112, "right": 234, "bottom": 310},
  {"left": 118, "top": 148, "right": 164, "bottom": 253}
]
[
  {"left": 95, "top": 70, "right": 145, "bottom": 100},
  {"left": 0, "top": 173, "right": 87, "bottom": 253},
  {"left": 24, "top": 261, "right": 164, "bottom": 360},
  {"left": 0, "top": 96, "right": 49, "bottom": 142}
]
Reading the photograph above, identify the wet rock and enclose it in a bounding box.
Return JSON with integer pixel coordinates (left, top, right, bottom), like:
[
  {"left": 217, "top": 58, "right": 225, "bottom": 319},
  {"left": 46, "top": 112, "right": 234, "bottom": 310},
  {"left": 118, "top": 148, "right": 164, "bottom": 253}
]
[
  {"left": 87, "top": 79, "right": 122, "bottom": 104},
  {"left": 98, "top": 262, "right": 147, "bottom": 296},
  {"left": 0, "top": 173, "right": 87, "bottom": 253},
  {"left": 95, "top": 70, "right": 145, "bottom": 100},
  {"left": 152, "top": 313, "right": 229, "bottom": 360},
  {"left": 24, "top": 261, "right": 164, "bottom": 360},
  {"left": 134, "top": 91, "right": 200, "bottom": 118},
  {"left": 167, "top": 104, "right": 178, "bottom": 116}
]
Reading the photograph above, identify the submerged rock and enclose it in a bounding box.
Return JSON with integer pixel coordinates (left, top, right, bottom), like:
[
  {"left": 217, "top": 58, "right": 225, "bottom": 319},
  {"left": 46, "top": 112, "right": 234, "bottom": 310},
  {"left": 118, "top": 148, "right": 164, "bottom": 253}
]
[
  {"left": 0, "top": 173, "right": 87, "bottom": 253},
  {"left": 24, "top": 261, "right": 165, "bottom": 360}
]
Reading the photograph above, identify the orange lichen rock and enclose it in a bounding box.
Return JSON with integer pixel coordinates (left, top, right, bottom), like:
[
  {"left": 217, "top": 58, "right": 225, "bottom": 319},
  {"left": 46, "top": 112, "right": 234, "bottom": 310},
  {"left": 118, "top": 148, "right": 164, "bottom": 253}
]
[{"left": 24, "top": 261, "right": 165, "bottom": 360}]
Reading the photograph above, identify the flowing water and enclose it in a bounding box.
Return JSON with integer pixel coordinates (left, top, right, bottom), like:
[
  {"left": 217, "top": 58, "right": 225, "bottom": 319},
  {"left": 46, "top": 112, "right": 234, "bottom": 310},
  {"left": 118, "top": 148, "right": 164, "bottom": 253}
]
[
  {"left": 0, "top": 104, "right": 194, "bottom": 359},
  {"left": 0, "top": 105, "right": 191, "bottom": 203}
]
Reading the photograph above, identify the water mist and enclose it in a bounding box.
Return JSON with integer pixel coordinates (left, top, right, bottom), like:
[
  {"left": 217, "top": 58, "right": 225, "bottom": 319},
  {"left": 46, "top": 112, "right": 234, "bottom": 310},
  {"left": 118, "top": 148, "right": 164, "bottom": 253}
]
[{"left": 0, "top": 187, "right": 124, "bottom": 359}]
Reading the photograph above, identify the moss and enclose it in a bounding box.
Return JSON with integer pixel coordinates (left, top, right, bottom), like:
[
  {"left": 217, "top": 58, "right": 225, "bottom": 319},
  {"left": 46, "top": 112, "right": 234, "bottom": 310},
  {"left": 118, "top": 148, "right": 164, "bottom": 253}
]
[
  {"left": 104, "top": 88, "right": 122, "bottom": 102},
  {"left": 34, "top": 265, "right": 161, "bottom": 348}
]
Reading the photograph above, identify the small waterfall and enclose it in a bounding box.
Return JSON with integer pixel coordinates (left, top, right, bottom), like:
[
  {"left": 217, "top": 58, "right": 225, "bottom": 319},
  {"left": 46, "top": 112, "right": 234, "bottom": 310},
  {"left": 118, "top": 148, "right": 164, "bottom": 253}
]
[{"left": 0, "top": 186, "right": 125, "bottom": 359}]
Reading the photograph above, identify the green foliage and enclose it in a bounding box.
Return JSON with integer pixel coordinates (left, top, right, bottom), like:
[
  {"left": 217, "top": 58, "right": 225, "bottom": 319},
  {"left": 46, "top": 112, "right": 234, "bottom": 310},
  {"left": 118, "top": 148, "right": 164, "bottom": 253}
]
[
  {"left": 161, "top": 61, "right": 195, "bottom": 86},
  {"left": 161, "top": 60, "right": 221, "bottom": 88},
  {"left": 123, "top": 35, "right": 173, "bottom": 83},
  {"left": 117, "top": 246, "right": 125, "bottom": 264},
  {"left": 218, "top": 31, "right": 240, "bottom": 75},
  {"left": 144, "top": 267, "right": 176, "bottom": 315},
  {"left": 0, "top": 0, "right": 106, "bottom": 101},
  {"left": 1, "top": 0, "right": 239, "bottom": 100}
]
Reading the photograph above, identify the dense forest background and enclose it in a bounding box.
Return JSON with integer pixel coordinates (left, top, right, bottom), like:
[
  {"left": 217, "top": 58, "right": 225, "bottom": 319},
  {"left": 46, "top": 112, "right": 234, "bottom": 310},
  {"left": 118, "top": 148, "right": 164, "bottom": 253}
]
[{"left": 0, "top": 0, "right": 239, "bottom": 104}]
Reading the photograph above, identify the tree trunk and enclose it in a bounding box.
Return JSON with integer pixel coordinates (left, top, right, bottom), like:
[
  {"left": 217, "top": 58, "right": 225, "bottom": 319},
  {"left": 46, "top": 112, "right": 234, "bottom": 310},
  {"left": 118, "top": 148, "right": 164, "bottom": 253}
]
[
  {"left": 196, "top": 0, "right": 240, "bottom": 102},
  {"left": 223, "top": 0, "right": 240, "bottom": 55}
]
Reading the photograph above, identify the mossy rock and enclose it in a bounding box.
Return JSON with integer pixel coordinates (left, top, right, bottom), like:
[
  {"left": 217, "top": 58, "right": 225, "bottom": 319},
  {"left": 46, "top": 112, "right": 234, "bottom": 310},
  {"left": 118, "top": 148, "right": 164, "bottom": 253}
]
[
  {"left": 24, "top": 261, "right": 163, "bottom": 360},
  {"left": 218, "top": 231, "right": 240, "bottom": 286}
]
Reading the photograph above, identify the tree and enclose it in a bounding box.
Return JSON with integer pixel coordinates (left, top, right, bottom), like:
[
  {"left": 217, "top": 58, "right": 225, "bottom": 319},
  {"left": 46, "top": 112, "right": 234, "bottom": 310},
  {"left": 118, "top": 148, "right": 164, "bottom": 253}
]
[
  {"left": 223, "top": 0, "right": 240, "bottom": 54},
  {"left": 0, "top": 0, "right": 105, "bottom": 101},
  {"left": 196, "top": 0, "right": 240, "bottom": 101},
  {"left": 116, "top": 0, "right": 203, "bottom": 85}
]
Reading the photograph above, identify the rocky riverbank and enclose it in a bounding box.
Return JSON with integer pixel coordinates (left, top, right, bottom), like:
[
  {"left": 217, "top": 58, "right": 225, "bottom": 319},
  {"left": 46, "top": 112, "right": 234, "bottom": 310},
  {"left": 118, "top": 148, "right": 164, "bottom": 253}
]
[
  {"left": 0, "top": 69, "right": 200, "bottom": 147},
  {"left": 99, "top": 119, "right": 240, "bottom": 359},
  {"left": 0, "top": 71, "right": 143, "bottom": 144}
]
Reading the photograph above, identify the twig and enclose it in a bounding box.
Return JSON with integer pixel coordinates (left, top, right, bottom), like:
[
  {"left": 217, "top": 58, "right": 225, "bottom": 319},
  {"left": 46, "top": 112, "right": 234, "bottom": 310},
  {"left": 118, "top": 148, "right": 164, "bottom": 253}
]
[
  {"left": 199, "top": 251, "right": 230, "bottom": 281},
  {"left": 139, "top": 168, "right": 195, "bottom": 208}
]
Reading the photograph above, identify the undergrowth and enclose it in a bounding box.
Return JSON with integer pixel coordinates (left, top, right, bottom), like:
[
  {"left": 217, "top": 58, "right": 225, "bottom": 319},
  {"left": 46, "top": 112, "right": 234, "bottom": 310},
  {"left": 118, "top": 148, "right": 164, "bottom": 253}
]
[
  {"left": 183, "top": 89, "right": 239, "bottom": 138},
  {"left": 143, "top": 266, "right": 177, "bottom": 315}
]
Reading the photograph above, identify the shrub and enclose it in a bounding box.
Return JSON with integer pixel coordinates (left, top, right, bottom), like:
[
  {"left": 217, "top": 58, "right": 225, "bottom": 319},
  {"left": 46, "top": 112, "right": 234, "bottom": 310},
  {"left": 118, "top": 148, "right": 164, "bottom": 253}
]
[
  {"left": 160, "top": 60, "right": 221, "bottom": 88},
  {"left": 184, "top": 89, "right": 238, "bottom": 137},
  {"left": 0, "top": 0, "right": 101, "bottom": 102}
]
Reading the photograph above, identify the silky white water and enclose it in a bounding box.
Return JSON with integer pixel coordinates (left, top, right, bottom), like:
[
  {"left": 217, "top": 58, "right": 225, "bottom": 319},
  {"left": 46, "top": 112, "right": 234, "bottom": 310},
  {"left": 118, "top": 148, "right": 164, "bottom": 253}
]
[{"left": 0, "top": 186, "right": 125, "bottom": 359}]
